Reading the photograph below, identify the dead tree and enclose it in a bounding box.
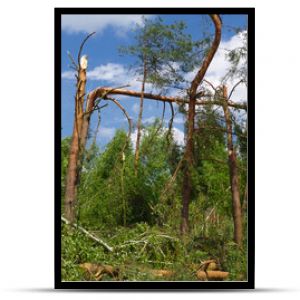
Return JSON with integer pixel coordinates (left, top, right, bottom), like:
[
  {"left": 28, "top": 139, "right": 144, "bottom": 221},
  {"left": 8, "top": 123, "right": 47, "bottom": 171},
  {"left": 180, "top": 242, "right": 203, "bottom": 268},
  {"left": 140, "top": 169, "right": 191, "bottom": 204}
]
[
  {"left": 180, "top": 14, "right": 222, "bottom": 234},
  {"left": 63, "top": 33, "right": 95, "bottom": 223},
  {"left": 200, "top": 79, "right": 246, "bottom": 246},
  {"left": 222, "top": 85, "right": 243, "bottom": 246}
]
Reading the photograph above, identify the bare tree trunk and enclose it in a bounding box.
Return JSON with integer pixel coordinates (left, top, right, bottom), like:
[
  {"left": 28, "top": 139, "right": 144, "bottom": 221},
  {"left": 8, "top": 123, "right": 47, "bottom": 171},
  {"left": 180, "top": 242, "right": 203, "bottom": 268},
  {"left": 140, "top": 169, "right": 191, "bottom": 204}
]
[
  {"left": 242, "top": 182, "right": 248, "bottom": 215},
  {"left": 180, "top": 14, "right": 222, "bottom": 235},
  {"left": 134, "top": 61, "right": 147, "bottom": 175},
  {"left": 222, "top": 85, "right": 243, "bottom": 246},
  {"left": 64, "top": 68, "right": 87, "bottom": 223}
]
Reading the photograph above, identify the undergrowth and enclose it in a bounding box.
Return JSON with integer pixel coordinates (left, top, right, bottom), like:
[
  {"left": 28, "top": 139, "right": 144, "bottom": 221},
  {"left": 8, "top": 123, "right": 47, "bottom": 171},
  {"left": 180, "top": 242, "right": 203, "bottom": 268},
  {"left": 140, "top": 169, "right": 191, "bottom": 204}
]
[{"left": 61, "top": 221, "right": 247, "bottom": 281}]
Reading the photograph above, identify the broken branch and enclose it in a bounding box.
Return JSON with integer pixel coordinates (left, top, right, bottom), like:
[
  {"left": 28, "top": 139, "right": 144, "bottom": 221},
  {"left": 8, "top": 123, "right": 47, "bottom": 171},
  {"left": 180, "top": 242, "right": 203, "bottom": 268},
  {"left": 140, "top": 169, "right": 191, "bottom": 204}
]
[
  {"left": 61, "top": 216, "right": 114, "bottom": 252},
  {"left": 87, "top": 87, "right": 247, "bottom": 110},
  {"left": 77, "top": 32, "right": 96, "bottom": 66}
]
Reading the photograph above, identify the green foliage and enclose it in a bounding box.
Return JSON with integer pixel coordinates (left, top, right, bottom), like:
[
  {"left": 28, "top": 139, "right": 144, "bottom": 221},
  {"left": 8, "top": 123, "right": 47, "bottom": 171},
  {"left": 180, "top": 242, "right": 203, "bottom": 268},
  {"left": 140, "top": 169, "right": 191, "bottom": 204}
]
[
  {"left": 224, "top": 30, "right": 248, "bottom": 82},
  {"left": 61, "top": 223, "right": 106, "bottom": 281},
  {"left": 77, "top": 130, "right": 132, "bottom": 227},
  {"left": 61, "top": 14, "right": 249, "bottom": 282},
  {"left": 61, "top": 119, "right": 248, "bottom": 281},
  {"left": 62, "top": 218, "right": 247, "bottom": 281},
  {"left": 120, "top": 17, "right": 210, "bottom": 89},
  {"left": 76, "top": 125, "right": 184, "bottom": 229},
  {"left": 61, "top": 136, "right": 71, "bottom": 199},
  {"left": 192, "top": 106, "right": 232, "bottom": 216},
  {"left": 222, "top": 241, "right": 248, "bottom": 281}
]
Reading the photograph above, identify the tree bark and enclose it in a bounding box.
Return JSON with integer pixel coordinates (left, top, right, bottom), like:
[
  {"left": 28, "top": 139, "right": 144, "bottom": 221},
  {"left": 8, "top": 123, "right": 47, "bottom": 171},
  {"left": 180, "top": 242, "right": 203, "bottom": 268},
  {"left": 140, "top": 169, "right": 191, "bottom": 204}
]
[
  {"left": 242, "top": 182, "right": 248, "bottom": 215},
  {"left": 64, "top": 67, "right": 87, "bottom": 223},
  {"left": 134, "top": 61, "right": 147, "bottom": 175},
  {"left": 180, "top": 14, "right": 222, "bottom": 234},
  {"left": 87, "top": 87, "right": 247, "bottom": 110},
  {"left": 222, "top": 85, "right": 243, "bottom": 246}
]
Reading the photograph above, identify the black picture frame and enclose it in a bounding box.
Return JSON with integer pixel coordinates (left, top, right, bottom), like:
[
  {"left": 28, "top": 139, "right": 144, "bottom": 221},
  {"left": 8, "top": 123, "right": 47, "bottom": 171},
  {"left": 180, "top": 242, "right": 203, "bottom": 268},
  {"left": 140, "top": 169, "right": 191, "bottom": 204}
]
[{"left": 55, "top": 7, "right": 255, "bottom": 290}]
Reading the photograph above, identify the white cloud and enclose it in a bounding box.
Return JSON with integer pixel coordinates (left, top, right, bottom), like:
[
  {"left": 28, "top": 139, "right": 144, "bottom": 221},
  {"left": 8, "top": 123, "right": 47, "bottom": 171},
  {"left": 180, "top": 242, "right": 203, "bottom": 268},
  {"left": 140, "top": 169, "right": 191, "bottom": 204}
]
[
  {"left": 143, "top": 116, "right": 156, "bottom": 124},
  {"left": 61, "top": 70, "right": 76, "bottom": 80},
  {"left": 173, "top": 116, "right": 185, "bottom": 124},
  {"left": 87, "top": 63, "right": 127, "bottom": 81},
  {"left": 205, "top": 31, "right": 247, "bottom": 103},
  {"left": 183, "top": 31, "right": 247, "bottom": 103},
  {"left": 171, "top": 127, "right": 185, "bottom": 146},
  {"left": 62, "top": 62, "right": 146, "bottom": 92},
  {"left": 206, "top": 32, "right": 245, "bottom": 79},
  {"left": 99, "top": 127, "right": 115, "bottom": 139},
  {"left": 62, "top": 15, "right": 145, "bottom": 34},
  {"left": 130, "top": 128, "right": 145, "bottom": 149},
  {"left": 62, "top": 63, "right": 132, "bottom": 83},
  {"left": 132, "top": 103, "right": 140, "bottom": 114}
]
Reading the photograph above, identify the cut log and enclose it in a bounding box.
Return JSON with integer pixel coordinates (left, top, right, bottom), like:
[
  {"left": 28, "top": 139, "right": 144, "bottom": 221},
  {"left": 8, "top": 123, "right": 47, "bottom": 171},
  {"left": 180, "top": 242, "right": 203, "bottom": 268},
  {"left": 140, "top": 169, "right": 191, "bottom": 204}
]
[
  {"left": 79, "top": 262, "right": 119, "bottom": 281},
  {"left": 150, "top": 269, "right": 175, "bottom": 278},
  {"left": 196, "top": 270, "right": 229, "bottom": 281}
]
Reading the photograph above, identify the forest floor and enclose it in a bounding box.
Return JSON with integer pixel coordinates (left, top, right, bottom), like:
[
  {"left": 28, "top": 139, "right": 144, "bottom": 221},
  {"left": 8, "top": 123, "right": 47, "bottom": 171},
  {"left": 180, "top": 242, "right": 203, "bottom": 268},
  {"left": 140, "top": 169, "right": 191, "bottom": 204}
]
[{"left": 61, "top": 221, "right": 247, "bottom": 282}]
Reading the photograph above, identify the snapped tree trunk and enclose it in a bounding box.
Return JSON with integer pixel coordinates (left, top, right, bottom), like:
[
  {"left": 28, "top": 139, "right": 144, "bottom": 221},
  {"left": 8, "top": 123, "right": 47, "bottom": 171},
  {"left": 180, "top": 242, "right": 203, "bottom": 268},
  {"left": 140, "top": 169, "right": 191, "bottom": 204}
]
[
  {"left": 222, "top": 85, "right": 243, "bottom": 246},
  {"left": 180, "top": 14, "right": 222, "bottom": 234},
  {"left": 64, "top": 67, "right": 87, "bottom": 223},
  {"left": 134, "top": 61, "right": 147, "bottom": 175}
]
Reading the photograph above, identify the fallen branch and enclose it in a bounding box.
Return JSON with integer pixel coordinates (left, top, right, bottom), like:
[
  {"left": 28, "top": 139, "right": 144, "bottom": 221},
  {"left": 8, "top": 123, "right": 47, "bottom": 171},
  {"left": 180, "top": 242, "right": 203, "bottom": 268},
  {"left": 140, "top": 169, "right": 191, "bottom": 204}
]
[
  {"left": 61, "top": 216, "right": 114, "bottom": 252},
  {"left": 87, "top": 87, "right": 247, "bottom": 110},
  {"left": 116, "top": 233, "right": 179, "bottom": 249}
]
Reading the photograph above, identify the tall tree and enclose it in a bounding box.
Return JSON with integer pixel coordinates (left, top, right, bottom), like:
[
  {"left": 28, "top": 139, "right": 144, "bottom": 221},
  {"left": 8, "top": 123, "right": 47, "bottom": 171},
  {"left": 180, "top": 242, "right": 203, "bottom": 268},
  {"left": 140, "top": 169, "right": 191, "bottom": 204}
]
[
  {"left": 221, "top": 85, "right": 243, "bottom": 246},
  {"left": 180, "top": 14, "right": 222, "bottom": 234},
  {"left": 120, "top": 17, "right": 206, "bottom": 174}
]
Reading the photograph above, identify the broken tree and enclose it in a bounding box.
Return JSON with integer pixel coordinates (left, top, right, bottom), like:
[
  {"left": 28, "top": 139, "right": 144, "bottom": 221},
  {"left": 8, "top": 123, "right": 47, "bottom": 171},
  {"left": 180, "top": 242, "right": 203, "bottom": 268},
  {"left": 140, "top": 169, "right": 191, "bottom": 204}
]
[
  {"left": 63, "top": 32, "right": 95, "bottom": 223},
  {"left": 180, "top": 14, "right": 222, "bottom": 234}
]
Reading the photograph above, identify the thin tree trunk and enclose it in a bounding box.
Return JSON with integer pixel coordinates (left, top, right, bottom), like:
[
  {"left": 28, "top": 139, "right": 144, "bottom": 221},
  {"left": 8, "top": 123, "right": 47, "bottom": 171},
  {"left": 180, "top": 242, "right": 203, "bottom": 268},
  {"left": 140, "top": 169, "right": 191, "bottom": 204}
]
[
  {"left": 134, "top": 61, "right": 147, "bottom": 175},
  {"left": 180, "top": 15, "right": 222, "bottom": 234},
  {"left": 222, "top": 85, "right": 243, "bottom": 246},
  {"left": 242, "top": 182, "right": 248, "bottom": 215},
  {"left": 180, "top": 96, "right": 195, "bottom": 234},
  {"left": 64, "top": 68, "right": 87, "bottom": 223}
]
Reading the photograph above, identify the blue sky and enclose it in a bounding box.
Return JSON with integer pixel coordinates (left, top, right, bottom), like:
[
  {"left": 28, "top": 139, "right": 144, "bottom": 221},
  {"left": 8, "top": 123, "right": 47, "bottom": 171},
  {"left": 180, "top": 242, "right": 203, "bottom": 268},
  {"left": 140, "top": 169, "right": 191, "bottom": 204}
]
[{"left": 61, "top": 14, "right": 247, "bottom": 150}]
